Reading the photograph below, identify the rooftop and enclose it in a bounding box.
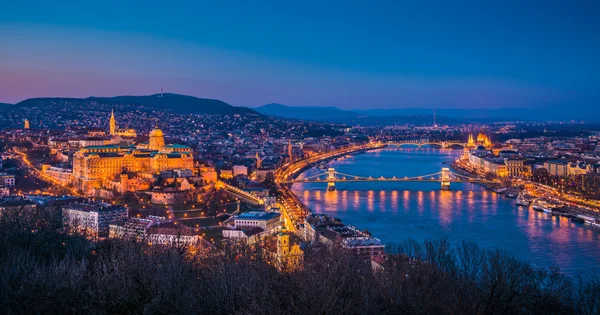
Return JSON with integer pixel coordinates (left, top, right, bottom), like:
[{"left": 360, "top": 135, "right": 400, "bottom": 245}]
[
  {"left": 63, "top": 202, "right": 127, "bottom": 213},
  {"left": 236, "top": 211, "right": 280, "bottom": 221}
]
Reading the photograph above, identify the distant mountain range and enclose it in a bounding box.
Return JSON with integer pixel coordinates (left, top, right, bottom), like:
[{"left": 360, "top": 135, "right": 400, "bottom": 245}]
[
  {"left": 7, "top": 94, "right": 596, "bottom": 124},
  {"left": 255, "top": 103, "right": 597, "bottom": 123},
  {"left": 14, "top": 94, "right": 259, "bottom": 116},
  {"left": 256, "top": 103, "right": 361, "bottom": 120},
  {"left": 256, "top": 103, "right": 486, "bottom": 125}
]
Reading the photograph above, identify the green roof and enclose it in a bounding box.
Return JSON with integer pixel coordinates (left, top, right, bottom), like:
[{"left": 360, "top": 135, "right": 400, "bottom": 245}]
[{"left": 164, "top": 144, "right": 191, "bottom": 149}]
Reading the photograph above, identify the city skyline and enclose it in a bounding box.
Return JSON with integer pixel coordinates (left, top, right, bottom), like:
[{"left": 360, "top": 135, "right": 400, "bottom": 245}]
[
  {"left": 1, "top": 0, "right": 599, "bottom": 113},
  {"left": 3, "top": 2, "right": 600, "bottom": 313}
]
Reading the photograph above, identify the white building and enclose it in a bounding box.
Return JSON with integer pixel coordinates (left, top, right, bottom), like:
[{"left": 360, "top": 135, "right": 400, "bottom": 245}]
[
  {"left": 222, "top": 227, "right": 265, "bottom": 244},
  {"left": 62, "top": 203, "right": 128, "bottom": 237},
  {"left": 109, "top": 217, "right": 199, "bottom": 246},
  {"left": 174, "top": 169, "right": 193, "bottom": 177},
  {"left": 146, "top": 222, "right": 200, "bottom": 246},
  {"left": 233, "top": 211, "right": 281, "bottom": 232}
]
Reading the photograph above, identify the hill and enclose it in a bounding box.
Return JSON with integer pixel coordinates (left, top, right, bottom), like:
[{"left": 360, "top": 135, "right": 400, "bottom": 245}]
[
  {"left": 93, "top": 93, "right": 259, "bottom": 115},
  {"left": 255, "top": 103, "right": 360, "bottom": 120},
  {"left": 16, "top": 94, "right": 259, "bottom": 116},
  {"left": 0, "top": 102, "right": 12, "bottom": 108}
]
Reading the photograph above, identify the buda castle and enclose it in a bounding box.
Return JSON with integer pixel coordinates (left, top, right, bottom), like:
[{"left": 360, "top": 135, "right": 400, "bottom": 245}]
[{"left": 72, "top": 111, "right": 193, "bottom": 194}]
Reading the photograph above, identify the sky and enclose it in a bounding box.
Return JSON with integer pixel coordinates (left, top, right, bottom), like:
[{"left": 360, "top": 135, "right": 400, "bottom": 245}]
[{"left": 1, "top": 0, "right": 599, "bottom": 111}]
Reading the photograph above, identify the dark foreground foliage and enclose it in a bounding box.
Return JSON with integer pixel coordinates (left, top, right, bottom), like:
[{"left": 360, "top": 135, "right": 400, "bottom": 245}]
[{"left": 0, "top": 207, "right": 599, "bottom": 314}]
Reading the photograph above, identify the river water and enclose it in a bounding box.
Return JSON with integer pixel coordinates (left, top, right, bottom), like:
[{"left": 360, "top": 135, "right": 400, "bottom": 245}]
[{"left": 291, "top": 147, "right": 600, "bottom": 276}]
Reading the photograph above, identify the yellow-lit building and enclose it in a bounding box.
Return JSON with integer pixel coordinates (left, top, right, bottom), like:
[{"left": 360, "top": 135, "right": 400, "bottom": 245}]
[
  {"left": 73, "top": 126, "right": 193, "bottom": 194},
  {"left": 24, "top": 119, "right": 30, "bottom": 129},
  {"left": 465, "top": 131, "right": 493, "bottom": 158},
  {"left": 109, "top": 110, "right": 137, "bottom": 137},
  {"left": 276, "top": 233, "right": 303, "bottom": 271},
  {"left": 476, "top": 130, "right": 492, "bottom": 148}
]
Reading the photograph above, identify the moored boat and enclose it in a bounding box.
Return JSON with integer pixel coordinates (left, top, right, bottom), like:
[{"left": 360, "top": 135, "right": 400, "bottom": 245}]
[
  {"left": 532, "top": 199, "right": 546, "bottom": 212},
  {"left": 515, "top": 192, "right": 530, "bottom": 206}
]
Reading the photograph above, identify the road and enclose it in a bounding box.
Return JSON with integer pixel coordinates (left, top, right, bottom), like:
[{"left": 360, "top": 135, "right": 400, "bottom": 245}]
[
  {"left": 274, "top": 142, "right": 385, "bottom": 231},
  {"left": 11, "top": 148, "right": 82, "bottom": 196}
]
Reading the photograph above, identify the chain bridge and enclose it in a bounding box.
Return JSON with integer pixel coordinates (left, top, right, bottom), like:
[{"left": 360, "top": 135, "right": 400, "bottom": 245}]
[{"left": 280, "top": 167, "right": 493, "bottom": 190}]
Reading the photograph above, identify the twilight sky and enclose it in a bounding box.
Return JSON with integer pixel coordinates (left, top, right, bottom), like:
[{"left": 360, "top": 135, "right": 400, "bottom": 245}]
[{"left": 1, "top": 0, "right": 599, "bottom": 111}]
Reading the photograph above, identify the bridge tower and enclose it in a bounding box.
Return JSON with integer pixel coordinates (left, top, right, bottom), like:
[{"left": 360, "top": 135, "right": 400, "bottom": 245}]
[
  {"left": 441, "top": 167, "right": 451, "bottom": 190},
  {"left": 327, "top": 168, "right": 336, "bottom": 191}
]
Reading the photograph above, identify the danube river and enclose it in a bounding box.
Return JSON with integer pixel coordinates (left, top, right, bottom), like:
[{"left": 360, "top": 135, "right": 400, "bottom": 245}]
[{"left": 291, "top": 147, "right": 600, "bottom": 276}]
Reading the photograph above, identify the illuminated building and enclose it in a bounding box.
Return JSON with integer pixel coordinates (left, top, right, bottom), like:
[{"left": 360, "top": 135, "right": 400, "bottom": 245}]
[
  {"left": 220, "top": 169, "right": 234, "bottom": 179},
  {"left": 233, "top": 165, "right": 248, "bottom": 176},
  {"left": 287, "top": 140, "right": 293, "bottom": 162},
  {"left": 276, "top": 233, "right": 303, "bottom": 271},
  {"left": 72, "top": 127, "right": 193, "bottom": 194},
  {"left": 476, "top": 130, "right": 493, "bottom": 148},
  {"left": 467, "top": 133, "right": 475, "bottom": 147},
  {"left": 24, "top": 119, "right": 30, "bottom": 129},
  {"left": 255, "top": 151, "right": 262, "bottom": 168},
  {"left": 567, "top": 161, "right": 593, "bottom": 176},
  {"left": 505, "top": 158, "right": 528, "bottom": 177},
  {"left": 149, "top": 177, "right": 193, "bottom": 205},
  {"left": 198, "top": 165, "right": 218, "bottom": 183},
  {"left": 148, "top": 126, "right": 165, "bottom": 150},
  {"left": 469, "top": 152, "right": 508, "bottom": 176},
  {"left": 544, "top": 160, "right": 568, "bottom": 177},
  {"left": 41, "top": 165, "right": 73, "bottom": 185},
  {"left": 109, "top": 110, "right": 137, "bottom": 137},
  {"left": 233, "top": 211, "right": 281, "bottom": 232}
]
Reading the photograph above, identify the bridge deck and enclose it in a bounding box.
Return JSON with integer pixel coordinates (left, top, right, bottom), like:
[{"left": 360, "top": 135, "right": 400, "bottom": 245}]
[{"left": 281, "top": 178, "right": 489, "bottom": 184}]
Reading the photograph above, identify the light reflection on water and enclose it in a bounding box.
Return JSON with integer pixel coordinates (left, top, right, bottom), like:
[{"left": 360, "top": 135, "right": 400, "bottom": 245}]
[{"left": 292, "top": 148, "right": 600, "bottom": 276}]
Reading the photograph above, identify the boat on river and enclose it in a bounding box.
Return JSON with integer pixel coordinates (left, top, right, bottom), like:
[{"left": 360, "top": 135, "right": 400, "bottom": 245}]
[
  {"left": 532, "top": 199, "right": 549, "bottom": 212},
  {"left": 494, "top": 187, "right": 508, "bottom": 194},
  {"left": 515, "top": 192, "right": 530, "bottom": 207},
  {"left": 532, "top": 199, "right": 559, "bottom": 214}
]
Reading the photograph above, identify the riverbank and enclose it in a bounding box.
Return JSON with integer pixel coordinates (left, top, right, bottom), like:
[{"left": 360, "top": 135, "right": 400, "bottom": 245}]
[
  {"left": 292, "top": 148, "right": 600, "bottom": 275},
  {"left": 451, "top": 158, "right": 600, "bottom": 222}
]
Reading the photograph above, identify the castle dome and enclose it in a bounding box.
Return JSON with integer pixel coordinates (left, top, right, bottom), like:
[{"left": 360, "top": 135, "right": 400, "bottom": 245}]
[{"left": 149, "top": 128, "right": 164, "bottom": 137}]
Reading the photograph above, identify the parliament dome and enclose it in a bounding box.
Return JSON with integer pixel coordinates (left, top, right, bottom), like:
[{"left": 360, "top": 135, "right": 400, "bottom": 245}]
[{"left": 477, "top": 132, "right": 488, "bottom": 142}]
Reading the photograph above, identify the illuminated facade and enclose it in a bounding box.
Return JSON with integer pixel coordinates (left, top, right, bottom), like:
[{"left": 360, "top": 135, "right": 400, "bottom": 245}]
[
  {"left": 24, "top": 119, "right": 30, "bottom": 129},
  {"left": 276, "top": 233, "right": 303, "bottom": 271},
  {"left": 476, "top": 130, "right": 492, "bottom": 148},
  {"left": 73, "top": 127, "right": 193, "bottom": 193},
  {"left": 109, "top": 110, "right": 137, "bottom": 137},
  {"left": 464, "top": 130, "right": 493, "bottom": 159}
]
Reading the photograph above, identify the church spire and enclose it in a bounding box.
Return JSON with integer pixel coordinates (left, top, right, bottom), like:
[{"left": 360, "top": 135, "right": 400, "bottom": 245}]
[{"left": 109, "top": 109, "right": 116, "bottom": 135}]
